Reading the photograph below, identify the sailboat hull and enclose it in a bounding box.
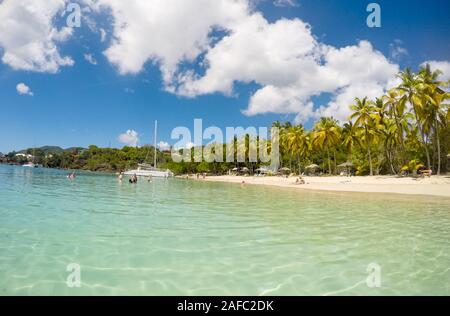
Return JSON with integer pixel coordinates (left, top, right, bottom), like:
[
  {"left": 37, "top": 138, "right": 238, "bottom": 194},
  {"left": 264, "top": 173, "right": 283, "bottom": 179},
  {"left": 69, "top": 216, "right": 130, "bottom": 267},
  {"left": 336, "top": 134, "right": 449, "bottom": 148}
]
[
  {"left": 123, "top": 169, "right": 172, "bottom": 178},
  {"left": 23, "top": 163, "right": 37, "bottom": 168}
]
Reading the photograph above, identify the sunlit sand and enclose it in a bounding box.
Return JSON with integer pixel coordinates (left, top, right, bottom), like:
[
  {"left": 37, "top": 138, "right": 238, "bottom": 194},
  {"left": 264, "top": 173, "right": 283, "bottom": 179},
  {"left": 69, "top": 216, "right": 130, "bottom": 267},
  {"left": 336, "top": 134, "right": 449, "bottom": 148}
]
[{"left": 202, "top": 175, "right": 450, "bottom": 197}]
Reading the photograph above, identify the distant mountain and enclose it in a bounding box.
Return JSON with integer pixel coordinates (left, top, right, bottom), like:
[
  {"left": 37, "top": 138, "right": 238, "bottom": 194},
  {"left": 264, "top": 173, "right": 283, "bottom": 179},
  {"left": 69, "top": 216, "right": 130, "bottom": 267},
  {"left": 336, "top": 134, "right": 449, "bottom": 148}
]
[{"left": 39, "top": 146, "right": 65, "bottom": 153}]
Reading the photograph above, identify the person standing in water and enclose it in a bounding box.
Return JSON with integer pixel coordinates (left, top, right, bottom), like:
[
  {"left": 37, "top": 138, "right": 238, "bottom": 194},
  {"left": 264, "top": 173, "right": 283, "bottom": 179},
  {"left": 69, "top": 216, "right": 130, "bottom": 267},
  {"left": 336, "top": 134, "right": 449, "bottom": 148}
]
[
  {"left": 118, "top": 172, "right": 124, "bottom": 182},
  {"left": 129, "top": 174, "right": 138, "bottom": 184}
]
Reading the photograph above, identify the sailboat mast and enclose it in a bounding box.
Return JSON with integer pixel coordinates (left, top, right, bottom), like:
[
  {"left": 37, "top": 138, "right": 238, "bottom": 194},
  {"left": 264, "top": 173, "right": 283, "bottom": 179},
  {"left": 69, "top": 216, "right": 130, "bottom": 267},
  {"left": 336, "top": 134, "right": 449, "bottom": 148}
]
[{"left": 154, "top": 120, "right": 158, "bottom": 168}]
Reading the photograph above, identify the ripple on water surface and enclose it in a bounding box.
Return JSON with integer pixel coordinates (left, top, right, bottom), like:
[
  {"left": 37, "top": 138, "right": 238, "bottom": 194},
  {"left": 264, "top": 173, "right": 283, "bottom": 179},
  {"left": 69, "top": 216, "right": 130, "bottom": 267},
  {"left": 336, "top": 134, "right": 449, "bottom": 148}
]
[{"left": 0, "top": 165, "right": 449, "bottom": 295}]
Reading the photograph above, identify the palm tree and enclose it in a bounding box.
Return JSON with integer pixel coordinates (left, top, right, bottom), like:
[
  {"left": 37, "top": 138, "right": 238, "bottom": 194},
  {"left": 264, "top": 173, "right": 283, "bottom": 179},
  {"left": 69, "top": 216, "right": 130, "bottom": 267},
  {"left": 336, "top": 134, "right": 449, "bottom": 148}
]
[
  {"left": 379, "top": 117, "right": 400, "bottom": 174},
  {"left": 397, "top": 68, "right": 431, "bottom": 169},
  {"left": 382, "top": 89, "right": 413, "bottom": 167},
  {"left": 272, "top": 121, "right": 287, "bottom": 168},
  {"left": 285, "top": 125, "right": 310, "bottom": 174},
  {"left": 418, "top": 64, "right": 449, "bottom": 175},
  {"left": 236, "top": 135, "right": 251, "bottom": 170},
  {"left": 342, "top": 122, "right": 361, "bottom": 154},
  {"left": 312, "top": 117, "right": 341, "bottom": 175},
  {"left": 350, "top": 97, "right": 380, "bottom": 176},
  {"left": 423, "top": 89, "right": 450, "bottom": 175}
]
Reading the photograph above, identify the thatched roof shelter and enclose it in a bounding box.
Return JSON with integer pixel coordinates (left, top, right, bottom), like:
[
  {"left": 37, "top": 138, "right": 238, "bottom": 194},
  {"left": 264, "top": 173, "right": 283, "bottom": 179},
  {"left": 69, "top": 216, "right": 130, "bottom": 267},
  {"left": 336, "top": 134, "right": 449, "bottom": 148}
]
[{"left": 338, "top": 162, "right": 354, "bottom": 168}]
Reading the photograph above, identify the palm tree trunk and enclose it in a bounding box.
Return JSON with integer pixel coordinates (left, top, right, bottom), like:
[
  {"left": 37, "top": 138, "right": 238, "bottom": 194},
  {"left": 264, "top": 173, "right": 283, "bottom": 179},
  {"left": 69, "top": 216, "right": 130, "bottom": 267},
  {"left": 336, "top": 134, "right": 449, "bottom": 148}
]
[
  {"left": 411, "top": 102, "right": 431, "bottom": 169},
  {"left": 386, "top": 148, "right": 396, "bottom": 175},
  {"left": 326, "top": 148, "right": 332, "bottom": 175},
  {"left": 435, "top": 117, "right": 441, "bottom": 175},
  {"left": 424, "top": 137, "right": 431, "bottom": 171},
  {"left": 368, "top": 146, "right": 373, "bottom": 176},
  {"left": 333, "top": 151, "right": 337, "bottom": 175},
  {"left": 392, "top": 108, "right": 406, "bottom": 167}
]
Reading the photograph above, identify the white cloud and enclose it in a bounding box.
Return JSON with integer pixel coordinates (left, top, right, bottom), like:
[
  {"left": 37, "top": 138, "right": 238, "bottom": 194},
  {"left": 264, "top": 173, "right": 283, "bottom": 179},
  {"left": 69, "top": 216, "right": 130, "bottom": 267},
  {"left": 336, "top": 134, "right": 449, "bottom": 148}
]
[
  {"left": 16, "top": 82, "right": 33, "bottom": 96},
  {"left": 157, "top": 141, "right": 171, "bottom": 151},
  {"left": 84, "top": 53, "right": 97, "bottom": 65},
  {"left": 273, "top": 0, "right": 299, "bottom": 7},
  {"left": 99, "top": 28, "right": 107, "bottom": 42},
  {"left": 89, "top": 0, "right": 249, "bottom": 81},
  {"left": 177, "top": 16, "right": 319, "bottom": 97},
  {"left": 88, "top": 0, "right": 399, "bottom": 122},
  {"left": 314, "top": 41, "right": 399, "bottom": 120},
  {"left": 421, "top": 60, "right": 450, "bottom": 82},
  {"left": 118, "top": 130, "right": 139, "bottom": 147},
  {"left": 0, "top": 0, "right": 74, "bottom": 73},
  {"left": 179, "top": 28, "right": 398, "bottom": 121},
  {"left": 389, "top": 39, "right": 408, "bottom": 62},
  {"left": 4, "top": 0, "right": 444, "bottom": 123},
  {"left": 173, "top": 141, "right": 195, "bottom": 151}
]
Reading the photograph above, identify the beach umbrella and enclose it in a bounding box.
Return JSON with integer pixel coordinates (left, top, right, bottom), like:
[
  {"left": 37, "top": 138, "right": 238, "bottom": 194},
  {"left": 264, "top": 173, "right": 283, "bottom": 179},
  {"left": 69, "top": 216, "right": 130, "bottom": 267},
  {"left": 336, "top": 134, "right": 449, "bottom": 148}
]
[
  {"left": 241, "top": 167, "right": 250, "bottom": 173},
  {"left": 279, "top": 167, "right": 291, "bottom": 174},
  {"left": 338, "top": 162, "right": 354, "bottom": 168},
  {"left": 305, "top": 164, "right": 320, "bottom": 175},
  {"left": 338, "top": 162, "right": 354, "bottom": 175},
  {"left": 231, "top": 167, "right": 239, "bottom": 171}
]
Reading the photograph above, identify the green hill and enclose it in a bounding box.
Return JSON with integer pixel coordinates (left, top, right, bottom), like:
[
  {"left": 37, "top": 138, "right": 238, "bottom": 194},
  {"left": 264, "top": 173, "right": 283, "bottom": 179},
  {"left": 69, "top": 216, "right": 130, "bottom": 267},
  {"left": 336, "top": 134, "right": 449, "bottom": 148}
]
[{"left": 17, "top": 146, "right": 87, "bottom": 155}]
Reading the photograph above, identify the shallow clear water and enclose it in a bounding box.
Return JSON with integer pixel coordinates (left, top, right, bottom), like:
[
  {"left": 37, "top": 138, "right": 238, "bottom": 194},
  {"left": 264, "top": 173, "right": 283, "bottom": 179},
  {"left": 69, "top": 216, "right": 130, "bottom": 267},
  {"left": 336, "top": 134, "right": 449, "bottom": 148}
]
[{"left": 0, "top": 165, "right": 449, "bottom": 296}]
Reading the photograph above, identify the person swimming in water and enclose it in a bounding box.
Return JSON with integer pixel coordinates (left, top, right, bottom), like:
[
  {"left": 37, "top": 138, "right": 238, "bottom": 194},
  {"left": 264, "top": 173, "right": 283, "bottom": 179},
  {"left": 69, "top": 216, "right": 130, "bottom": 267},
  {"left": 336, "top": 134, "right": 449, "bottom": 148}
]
[{"left": 129, "top": 174, "right": 138, "bottom": 184}]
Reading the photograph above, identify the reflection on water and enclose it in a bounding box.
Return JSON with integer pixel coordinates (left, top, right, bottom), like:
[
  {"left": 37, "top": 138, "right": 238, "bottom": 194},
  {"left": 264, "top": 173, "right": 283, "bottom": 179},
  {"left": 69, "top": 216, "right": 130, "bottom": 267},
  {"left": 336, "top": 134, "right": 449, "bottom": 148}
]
[{"left": 0, "top": 165, "right": 449, "bottom": 295}]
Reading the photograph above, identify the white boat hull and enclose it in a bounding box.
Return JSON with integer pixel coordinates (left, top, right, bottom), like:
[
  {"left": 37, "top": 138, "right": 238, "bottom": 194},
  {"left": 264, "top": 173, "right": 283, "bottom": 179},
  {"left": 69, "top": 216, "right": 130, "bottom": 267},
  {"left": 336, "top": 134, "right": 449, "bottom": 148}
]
[{"left": 124, "top": 169, "right": 172, "bottom": 178}]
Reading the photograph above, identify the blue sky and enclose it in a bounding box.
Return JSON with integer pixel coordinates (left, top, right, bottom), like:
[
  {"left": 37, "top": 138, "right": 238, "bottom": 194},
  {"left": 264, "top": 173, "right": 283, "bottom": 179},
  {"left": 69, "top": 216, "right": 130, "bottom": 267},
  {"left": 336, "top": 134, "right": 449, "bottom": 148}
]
[{"left": 0, "top": 0, "right": 449, "bottom": 153}]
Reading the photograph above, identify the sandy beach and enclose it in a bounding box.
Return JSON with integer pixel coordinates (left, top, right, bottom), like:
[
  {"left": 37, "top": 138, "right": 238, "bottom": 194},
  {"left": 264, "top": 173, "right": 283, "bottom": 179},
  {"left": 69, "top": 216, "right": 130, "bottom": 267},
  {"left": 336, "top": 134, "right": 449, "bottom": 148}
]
[{"left": 199, "top": 175, "right": 450, "bottom": 198}]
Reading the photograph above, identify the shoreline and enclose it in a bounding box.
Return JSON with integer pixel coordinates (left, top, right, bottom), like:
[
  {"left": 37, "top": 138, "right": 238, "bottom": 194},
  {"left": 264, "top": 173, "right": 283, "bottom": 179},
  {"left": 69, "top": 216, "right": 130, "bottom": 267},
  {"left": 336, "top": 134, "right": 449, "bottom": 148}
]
[
  {"left": 4, "top": 163, "right": 450, "bottom": 198},
  {"left": 199, "top": 175, "right": 450, "bottom": 198}
]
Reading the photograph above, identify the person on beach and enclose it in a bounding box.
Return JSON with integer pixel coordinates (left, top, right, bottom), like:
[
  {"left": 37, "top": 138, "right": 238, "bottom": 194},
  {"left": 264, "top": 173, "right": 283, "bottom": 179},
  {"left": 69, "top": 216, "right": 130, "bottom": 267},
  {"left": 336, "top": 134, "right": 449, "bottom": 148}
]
[
  {"left": 118, "top": 172, "right": 124, "bottom": 182},
  {"left": 421, "top": 168, "right": 433, "bottom": 178},
  {"left": 295, "top": 177, "right": 305, "bottom": 185}
]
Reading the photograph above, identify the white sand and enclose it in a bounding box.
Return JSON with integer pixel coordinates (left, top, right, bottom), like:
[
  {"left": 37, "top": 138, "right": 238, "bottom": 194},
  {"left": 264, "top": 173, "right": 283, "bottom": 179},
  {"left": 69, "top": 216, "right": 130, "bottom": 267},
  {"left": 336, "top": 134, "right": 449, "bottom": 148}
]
[{"left": 198, "top": 175, "right": 450, "bottom": 197}]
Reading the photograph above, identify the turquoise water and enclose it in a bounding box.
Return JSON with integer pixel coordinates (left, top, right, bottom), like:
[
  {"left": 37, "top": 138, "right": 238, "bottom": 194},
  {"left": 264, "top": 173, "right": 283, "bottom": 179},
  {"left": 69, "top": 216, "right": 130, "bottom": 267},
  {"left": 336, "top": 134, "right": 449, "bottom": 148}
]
[{"left": 0, "top": 165, "right": 449, "bottom": 296}]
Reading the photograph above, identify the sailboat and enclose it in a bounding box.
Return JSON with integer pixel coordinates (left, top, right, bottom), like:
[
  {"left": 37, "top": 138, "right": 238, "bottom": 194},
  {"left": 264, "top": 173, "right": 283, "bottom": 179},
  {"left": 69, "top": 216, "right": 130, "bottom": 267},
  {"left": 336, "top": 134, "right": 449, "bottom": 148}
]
[
  {"left": 124, "top": 121, "right": 173, "bottom": 178},
  {"left": 22, "top": 162, "right": 37, "bottom": 168},
  {"left": 23, "top": 147, "right": 37, "bottom": 168}
]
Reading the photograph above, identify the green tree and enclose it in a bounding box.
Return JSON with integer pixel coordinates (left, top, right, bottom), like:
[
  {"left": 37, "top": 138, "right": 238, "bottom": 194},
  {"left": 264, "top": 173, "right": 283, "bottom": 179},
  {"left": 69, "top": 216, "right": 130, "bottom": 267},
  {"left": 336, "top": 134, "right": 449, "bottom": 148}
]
[
  {"left": 312, "top": 117, "right": 341, "bottom": 175},
  {"left": 285, "top": 125, "right": 310, "bottom": 174},
  {"left": 350, "top": 97, "right": 380, "bottom": 176}
]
